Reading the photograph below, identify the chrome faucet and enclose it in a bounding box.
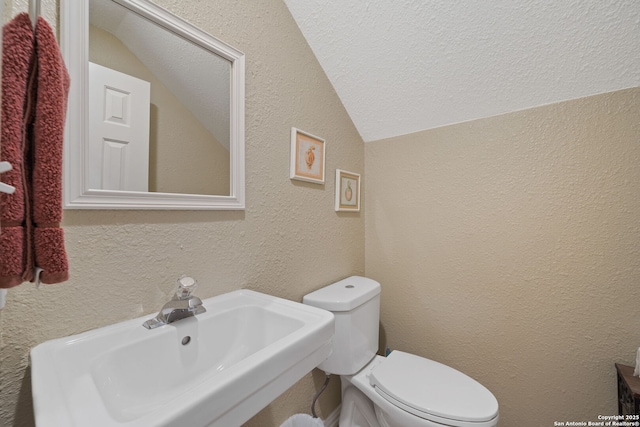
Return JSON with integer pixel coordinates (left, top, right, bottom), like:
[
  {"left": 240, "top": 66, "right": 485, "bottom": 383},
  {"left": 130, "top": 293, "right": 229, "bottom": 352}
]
[{"left": 143, "top": 276, "right": 206, "bottom": 329}]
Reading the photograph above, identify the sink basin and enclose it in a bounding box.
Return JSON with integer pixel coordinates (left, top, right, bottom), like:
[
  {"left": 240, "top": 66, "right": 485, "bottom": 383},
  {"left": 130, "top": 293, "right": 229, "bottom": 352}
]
[{"left": 31, "top": 289, "right": 334, "bottom": 427}]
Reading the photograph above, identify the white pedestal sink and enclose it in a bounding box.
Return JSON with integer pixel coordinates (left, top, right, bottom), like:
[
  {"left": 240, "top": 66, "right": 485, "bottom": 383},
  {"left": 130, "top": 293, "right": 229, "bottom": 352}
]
[{"left": 31, "top": 290, "right": 334, "bottom": 427}]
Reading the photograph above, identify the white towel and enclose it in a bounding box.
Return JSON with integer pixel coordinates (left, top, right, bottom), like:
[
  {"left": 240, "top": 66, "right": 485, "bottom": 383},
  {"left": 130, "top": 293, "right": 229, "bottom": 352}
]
[{"left": 634, "top": 347, "right": 640, "bottom": 377}]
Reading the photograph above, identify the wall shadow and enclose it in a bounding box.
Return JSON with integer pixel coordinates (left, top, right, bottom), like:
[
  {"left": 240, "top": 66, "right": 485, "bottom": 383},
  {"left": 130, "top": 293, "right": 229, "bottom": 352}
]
[{"left": 13, "top": 365, "right": 35, "bottom": 427}]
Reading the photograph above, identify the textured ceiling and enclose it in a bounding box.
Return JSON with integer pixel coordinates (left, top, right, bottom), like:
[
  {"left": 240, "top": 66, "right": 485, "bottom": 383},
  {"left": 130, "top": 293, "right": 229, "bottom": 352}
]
[{"left": 284, "top": 0, "right": 640, "bottom": 142}]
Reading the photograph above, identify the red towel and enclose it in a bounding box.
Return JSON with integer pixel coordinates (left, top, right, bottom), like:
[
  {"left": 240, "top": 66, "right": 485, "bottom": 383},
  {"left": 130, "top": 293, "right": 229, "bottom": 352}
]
[
  {"left": 32, "top": 17, "right": 70, "bottom": 284},
  {"left": 0, "top": 14, "right": 70, "bottom": 288},
  {"left": 0, "top": 13, "right": 34, "bottom": 288}
]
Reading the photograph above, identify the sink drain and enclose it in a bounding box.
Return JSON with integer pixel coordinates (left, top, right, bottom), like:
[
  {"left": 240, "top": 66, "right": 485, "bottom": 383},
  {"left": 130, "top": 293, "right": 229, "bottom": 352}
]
[{"left": 181, "top": 336, "right": 191, "bottom": 345}]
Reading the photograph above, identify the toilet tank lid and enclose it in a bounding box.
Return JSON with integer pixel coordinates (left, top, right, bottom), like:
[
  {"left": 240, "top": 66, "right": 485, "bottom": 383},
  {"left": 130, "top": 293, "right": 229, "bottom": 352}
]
[{"left": 303, "top": 276, "right": 381, "bottom": 312}]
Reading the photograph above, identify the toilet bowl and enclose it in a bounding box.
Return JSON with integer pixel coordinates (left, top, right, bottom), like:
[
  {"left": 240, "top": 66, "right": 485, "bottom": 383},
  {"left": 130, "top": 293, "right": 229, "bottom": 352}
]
[
  {"left": 303, "top": 276, "right": 499, "bottom": 427},
  {"left": 341, "top": 353, "right": 498, "bottom": 427}
]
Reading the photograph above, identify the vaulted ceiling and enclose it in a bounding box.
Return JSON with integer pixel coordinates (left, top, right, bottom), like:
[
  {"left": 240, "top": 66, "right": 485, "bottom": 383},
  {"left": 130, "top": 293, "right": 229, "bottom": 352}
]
[{"left": 284, "top": 0, "right": 640, "bottom": 142}]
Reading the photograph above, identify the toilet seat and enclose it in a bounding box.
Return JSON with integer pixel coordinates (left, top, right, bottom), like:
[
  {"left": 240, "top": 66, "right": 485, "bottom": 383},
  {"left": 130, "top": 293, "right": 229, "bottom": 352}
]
[{"left": 369, "top": 351, "right": 499, "bottom": 426}]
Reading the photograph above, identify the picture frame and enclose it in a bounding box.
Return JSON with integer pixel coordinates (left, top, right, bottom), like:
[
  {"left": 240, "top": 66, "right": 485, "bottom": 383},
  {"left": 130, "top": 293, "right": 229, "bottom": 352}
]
[
  {"left": 335, "top": 169, "right": 361, "bottom": 212},
  {"left": 290, "top": 128, "right": 325, "bottom": 184}
]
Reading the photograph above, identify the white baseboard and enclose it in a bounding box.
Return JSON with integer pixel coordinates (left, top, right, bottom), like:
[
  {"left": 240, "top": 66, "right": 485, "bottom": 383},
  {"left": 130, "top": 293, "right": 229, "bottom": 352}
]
[{"left": 323, "top": 405, "right": 340, "bottom": 427}]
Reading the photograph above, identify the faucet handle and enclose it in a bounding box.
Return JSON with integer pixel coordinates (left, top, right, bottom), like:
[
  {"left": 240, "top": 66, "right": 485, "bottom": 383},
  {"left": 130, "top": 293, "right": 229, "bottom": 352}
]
[{"left": 175, "top": 275, "right": 198, "bottom": 300}]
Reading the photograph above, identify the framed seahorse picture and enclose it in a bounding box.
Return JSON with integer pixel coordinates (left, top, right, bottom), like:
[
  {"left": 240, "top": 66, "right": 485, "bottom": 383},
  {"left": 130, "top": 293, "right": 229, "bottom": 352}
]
[
  {"left": 290, "top": 128, "right": 325, "bottom": 184},
  {"left": 335, "top": 169, "right": 361, "bottom": 212}
]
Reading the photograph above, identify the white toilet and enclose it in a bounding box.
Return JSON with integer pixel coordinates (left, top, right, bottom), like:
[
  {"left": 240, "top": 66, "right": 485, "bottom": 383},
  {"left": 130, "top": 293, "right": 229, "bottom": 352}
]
[{"left": 303, "top": 276, "right": 499, "bottom": 427}]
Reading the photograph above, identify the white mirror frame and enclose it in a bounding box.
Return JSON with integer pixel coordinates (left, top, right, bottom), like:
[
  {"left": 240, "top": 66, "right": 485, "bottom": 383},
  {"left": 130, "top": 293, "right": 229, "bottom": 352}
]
[{"left": 60, "top": 0, "right": 245, "bottom": 210}]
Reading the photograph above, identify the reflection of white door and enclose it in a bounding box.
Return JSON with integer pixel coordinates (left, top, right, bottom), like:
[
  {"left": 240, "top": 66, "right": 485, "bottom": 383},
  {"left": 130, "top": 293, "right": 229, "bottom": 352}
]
[{"left": 89, "top": 62, "right": 150, "bottom": 191}]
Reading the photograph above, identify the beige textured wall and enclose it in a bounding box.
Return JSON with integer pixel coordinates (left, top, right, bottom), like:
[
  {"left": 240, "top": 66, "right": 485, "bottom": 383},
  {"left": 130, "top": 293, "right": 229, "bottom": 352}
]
[
  {"left": 0, "top": 1, "right": 363, "bottom": 426},
  {"left": 365, "top": 87, "right": 640, "bottom": 426}
]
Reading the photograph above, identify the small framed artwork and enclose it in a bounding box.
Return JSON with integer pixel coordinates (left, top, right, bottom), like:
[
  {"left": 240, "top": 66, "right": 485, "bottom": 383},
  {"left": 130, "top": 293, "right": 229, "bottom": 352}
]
[
  {"left": 335, "top": 169, "right": 361, "bottom": 212},
  {"left": 290, "top": 128, "right": 325, "bottom": 184}
]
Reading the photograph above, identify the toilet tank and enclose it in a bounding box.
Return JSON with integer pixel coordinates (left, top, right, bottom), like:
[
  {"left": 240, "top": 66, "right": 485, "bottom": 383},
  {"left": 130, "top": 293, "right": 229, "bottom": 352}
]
[{"left": 303, "top": 276, "right": 380, "bottom": 375}]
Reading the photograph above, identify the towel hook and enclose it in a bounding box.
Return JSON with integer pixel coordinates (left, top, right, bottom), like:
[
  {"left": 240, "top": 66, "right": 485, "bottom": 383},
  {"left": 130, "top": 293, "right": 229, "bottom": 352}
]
[
  {"left": 29, "top": 0, "right": 40, "bottom": 28},
  {"left": 0, "top": 162, "right": 16, "bottom": 194}
]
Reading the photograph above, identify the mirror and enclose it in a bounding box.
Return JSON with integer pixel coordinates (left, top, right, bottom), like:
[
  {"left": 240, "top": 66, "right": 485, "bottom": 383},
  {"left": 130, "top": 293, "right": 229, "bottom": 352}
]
[{"left": 61, "top": 0, "right": 245, "bottom": 209}]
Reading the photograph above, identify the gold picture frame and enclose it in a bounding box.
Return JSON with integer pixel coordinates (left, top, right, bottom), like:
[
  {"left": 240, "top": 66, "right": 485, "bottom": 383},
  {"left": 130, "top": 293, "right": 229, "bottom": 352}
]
[
  {"left": 290, "top": 128, "right": 325, "bottom": 184},
  {"left": 335, "top": 169, "right": 360, "bottom": 212}
]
